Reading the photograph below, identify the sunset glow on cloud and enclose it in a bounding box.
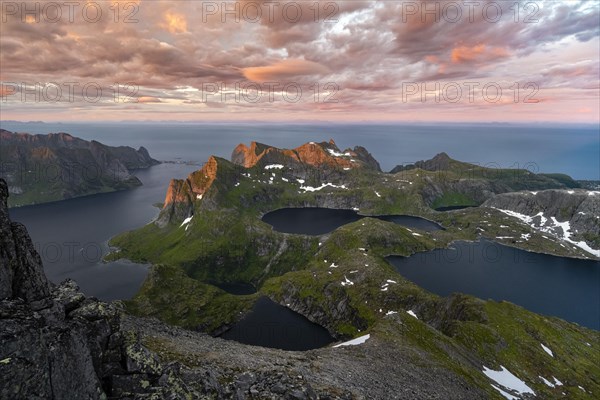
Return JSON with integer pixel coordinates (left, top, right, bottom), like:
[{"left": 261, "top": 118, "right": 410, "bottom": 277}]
[{"left": 0, "top": 0, "right": 598, "bottom": 122}]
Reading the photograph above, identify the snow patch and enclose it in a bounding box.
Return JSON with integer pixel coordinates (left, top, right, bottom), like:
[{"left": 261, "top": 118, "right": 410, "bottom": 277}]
[
  {"left": 333, "top": 334, "right": 370, "bottom": 347},
  {"left": 406, "top": 310, "right": 418, "bottom": 319},
  {"left": 539, "top": 376, "right": 555, "bottom": 388},
  {"left": 482, "top": 366, "right": 535, "bottom": 397},
  {"left": 553, "top": 377, "right": 563, "bottom": 386},
  {"left": 327, "top": 148, "right": 352, "bottom": 157},
  {"left": 385, "top": 311, "right": 398, "bottom": 316},
  {"left": 540, "top": 343, "right": 553, "bottom": 357},
  {"left": 494, "top": 208, "right": 600, "bottom": 257},
  {"left": 386, "top": 280, "right": 397, "bottom": 284},
  {"left": 264, "top": 164, "right": 284, "bottom": 170},
  {"left": 180, "top": 216, "right": 193, "bottom": 228},
  {"left": 374, "top": 191, "right": 381, "bottom": 198},
  {"left": 196, "top": 194, "right": 203, "bottom": 200},
  {"left": 341, "top": 276, "right": 354, "bottom": 286},
  {"left": 300, "top": 182, "right": 347, "bottom": 192},
  {"left": 491, "top": 385, "right": 518, "bottom": 400}
]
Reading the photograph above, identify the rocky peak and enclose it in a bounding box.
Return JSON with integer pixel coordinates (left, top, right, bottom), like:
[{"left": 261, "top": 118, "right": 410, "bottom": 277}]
[
  {"left": 390, "top": 152, "right": 453, "bottom": 173},
  {"left": 159, "top": 156, "right": 221, "bottom": 226},
  {"left": 231, "top": 140, "right": 381, "bottom": 171},
  {"left": 163, "top": 156, "right": 219, "bottom": 207}
]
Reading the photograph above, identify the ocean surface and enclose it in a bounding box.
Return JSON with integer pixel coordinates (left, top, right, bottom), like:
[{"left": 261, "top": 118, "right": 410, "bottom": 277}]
[{"left": 2, "top": 121, "right": 598, "bottom": 180}]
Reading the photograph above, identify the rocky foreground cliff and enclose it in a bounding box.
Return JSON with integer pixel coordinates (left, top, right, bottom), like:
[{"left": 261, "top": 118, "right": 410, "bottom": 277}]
[{"left": 0, "top": 130, "right": 159, "bottom": 207}]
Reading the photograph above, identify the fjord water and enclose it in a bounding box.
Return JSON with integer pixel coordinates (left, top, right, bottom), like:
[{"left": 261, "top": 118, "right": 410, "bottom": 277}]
[
  {"left": 8, "top": 163, "right": 198, "bottom": 301},
  {"left": 262, "top": 208, "right": 442, "bottom": 235},
  {"left": 388, "top": 240, "right": 600, "bottom": 330},
  {"left": 220, "top": 297, "right": 334, "bottom": 350}
]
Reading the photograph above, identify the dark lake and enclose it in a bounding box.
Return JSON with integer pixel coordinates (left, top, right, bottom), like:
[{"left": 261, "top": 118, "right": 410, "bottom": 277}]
[
  {"left": 8, "top": 163, "right": 198, "bottom": 301},
  {"left": 262, "top": 207, "right": 443, "bottom": 235},
  {"left": 212, "top": 281, "right": 257, "bottom": 295},
  {"left": 387, "top": 240, "right": 600, "bottom": 330},
  {"left": 220, "top": 297, "right": 335, "bottom": 350}
]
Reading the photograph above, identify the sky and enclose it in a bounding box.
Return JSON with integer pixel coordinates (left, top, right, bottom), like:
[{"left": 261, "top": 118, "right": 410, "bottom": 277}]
[{"left": 0, "top": 0, "right": 599, "bottom": 123}]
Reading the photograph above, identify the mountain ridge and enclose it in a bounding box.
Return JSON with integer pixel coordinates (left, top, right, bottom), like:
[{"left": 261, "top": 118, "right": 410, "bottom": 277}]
[{"left": 0, "top": 129, "right": 159, "bottom": 207}]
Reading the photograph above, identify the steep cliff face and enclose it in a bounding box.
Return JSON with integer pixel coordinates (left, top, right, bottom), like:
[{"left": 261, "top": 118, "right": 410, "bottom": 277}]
[
  {"left": 1, "top": 178, "right": 115, "bottom": 398},
  {"left": 158, "top": 156, "right": 221, "bottom": 226},
  {"left": 0, "top": 130, "right": 159, "bottom": 207},
  {"left": 0, "top": 180, "right": 50, "bottom": 302}
]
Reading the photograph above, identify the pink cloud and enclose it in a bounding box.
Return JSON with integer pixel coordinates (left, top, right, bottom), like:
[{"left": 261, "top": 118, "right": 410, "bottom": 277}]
[
  {"left": 451, "top": 44, "right": 509, "bottom": 64},
  {"left": 243, "top": 59, "right": 329, "bottom": 82}
]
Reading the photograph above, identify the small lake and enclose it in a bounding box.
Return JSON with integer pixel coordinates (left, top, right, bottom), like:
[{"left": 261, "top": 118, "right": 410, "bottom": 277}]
[
  {"left": 262, "top": 207, "right": 443, "bottom": 235},
  {"left": 212, "top": 281, "right": 257, "bottom": 295},
  {"left": 220, "top": 297, "right": 335, "bottom": 350},
  {"left": 8, "top": 163, "right": 198, "bottom": 301},
  {"left": 387, "top": 240, "right": 600, "bottom": 330}
]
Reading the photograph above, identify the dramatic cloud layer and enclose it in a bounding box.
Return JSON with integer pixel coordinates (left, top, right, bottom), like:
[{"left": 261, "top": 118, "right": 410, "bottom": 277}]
[{"left": 0, "top": 0, "right": 598, "bottom": 122}]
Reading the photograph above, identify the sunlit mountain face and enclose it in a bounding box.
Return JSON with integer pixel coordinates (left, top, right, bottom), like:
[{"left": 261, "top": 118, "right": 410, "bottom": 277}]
[{"left": 0, "top": 0, "right": 598, "bottom": 123}]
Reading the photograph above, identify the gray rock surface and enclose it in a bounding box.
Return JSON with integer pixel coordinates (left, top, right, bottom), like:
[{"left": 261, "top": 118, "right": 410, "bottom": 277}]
[{"left": 483, "top": 189, "right": 600, "bottom": 253}]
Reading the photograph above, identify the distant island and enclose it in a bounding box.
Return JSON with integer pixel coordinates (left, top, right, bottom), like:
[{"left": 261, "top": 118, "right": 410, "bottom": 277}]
[{"left": 0, "top": 130, "right": 159, "bottom": 207}]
